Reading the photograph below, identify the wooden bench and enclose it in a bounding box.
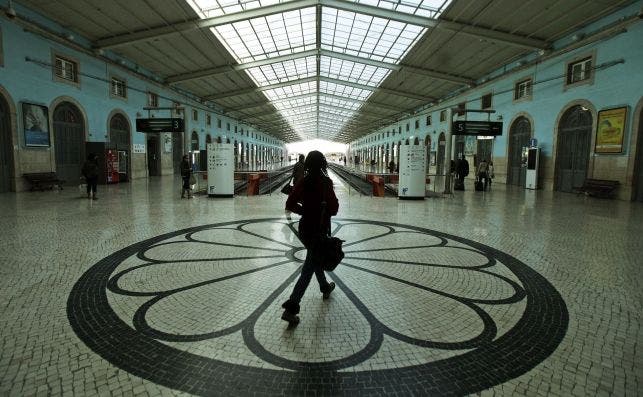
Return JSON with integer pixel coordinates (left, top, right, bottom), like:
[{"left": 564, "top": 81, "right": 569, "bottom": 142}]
[
  {"left": 23, "top": 172, "right": 65, "bottom": 191},
  {"left": 576, "top": 179, "right": 619, "bottom": 198}
]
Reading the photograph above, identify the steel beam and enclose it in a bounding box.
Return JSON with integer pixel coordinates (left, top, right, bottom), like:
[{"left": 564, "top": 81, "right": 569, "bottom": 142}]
[
  {"left": 205, "top": 76, "right": 317, "bottom": 100},
  {"left": 319, "top": 76, "right": 434, "bottom": 102},
  {"left": 166, "top": 49, "right": 319, "bottom": 84},
  {"left": 95, "top": 0, "right": 317, "bottom": 50},
  {"left": 323, "top": 0, "right": 549, "bottom": 50}
]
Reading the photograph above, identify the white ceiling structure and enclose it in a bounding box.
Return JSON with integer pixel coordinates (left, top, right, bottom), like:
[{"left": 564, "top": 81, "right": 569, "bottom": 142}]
[{"left": 17, "top": 0, "right": 635, "bottom": 142}]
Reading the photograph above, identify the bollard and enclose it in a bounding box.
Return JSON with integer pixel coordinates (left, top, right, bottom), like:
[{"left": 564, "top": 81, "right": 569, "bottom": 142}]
[
  {"left": 372, "top": 176, "right": 385, "bottom": 197},
  {"left": 247, "top": 173, "right": 261, "bottom": 195}
]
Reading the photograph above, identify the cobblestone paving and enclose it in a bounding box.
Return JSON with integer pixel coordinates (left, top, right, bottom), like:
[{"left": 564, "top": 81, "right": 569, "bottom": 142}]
[{"left": 0, "top": 173, "right": 641, "bottom": 396}]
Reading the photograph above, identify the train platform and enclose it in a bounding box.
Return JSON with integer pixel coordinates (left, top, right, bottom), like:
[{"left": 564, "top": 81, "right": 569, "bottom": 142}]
[{"left": 0, "top": 176, "right": 641, "bottom": 396}]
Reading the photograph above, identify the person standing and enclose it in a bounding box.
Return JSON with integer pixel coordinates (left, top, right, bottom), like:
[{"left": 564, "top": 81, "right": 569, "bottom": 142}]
[
  {"left": 455, "top": 155, "right": 469, "bottom": 189},
  {"left": 488, "top": 161, "right": 495, "bottom": 189},
  {"left": 477, "top": 158, "right": 489, "bottom": 191},
  {"left": 180, "top": 154, "right": 192, "bottom": 199},
  {"left": 282, "top": 151, "right": 338, "bottom": 325},
  {"left": 388, "top": 160, "right": 396, "bottom": 174},
  {"left": 292, "top": 154, "right": 305, "bottom": 185},
  {"left": 81, "top": 153, "right": 99, "bottom": 200}
]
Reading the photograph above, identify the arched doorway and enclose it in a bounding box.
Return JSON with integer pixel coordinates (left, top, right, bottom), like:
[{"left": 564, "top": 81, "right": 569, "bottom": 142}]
[
  {"left": 147, "top": 134, "right": 160, "bottom": 176},
  {"left": 508, "top": 116, "right": 532, "bottom": 186},
  {"left": 555, "top": 105, "right": 593, "bottom": 193},
  {"left": 109, "top": 113, "right": 130, "bottom": 182},
  {"left": 437, "top": 133, "right": 446, "bottom": 175},
  {"left": 53, "top": 102, "right": 84, "bottom": 185},
  {"left": 191, "top": 131, "right": 199, "bottom": 151},
  {"left": 0, "top": 95, "right": 14, "bottom": 192},
  {"left": 172, "top": 132, "right": 184, "bottom": 174},
  {"left": 634, "top": 106, "right": 643, "bottom": 202},
  {"left": 425, "top": 136, "right": 431, "bottom": 171},
  {"left": 454, "top": 135, "right": 465, "bottom": 160}
]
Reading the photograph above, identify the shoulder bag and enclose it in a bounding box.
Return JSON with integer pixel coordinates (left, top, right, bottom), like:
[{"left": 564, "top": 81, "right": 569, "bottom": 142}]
[
  {"left": 280, "top": 177, "right": 293, "bottom": 195},
  {"left": 318, "top": 178, "right": 344, "bottom": 272}
]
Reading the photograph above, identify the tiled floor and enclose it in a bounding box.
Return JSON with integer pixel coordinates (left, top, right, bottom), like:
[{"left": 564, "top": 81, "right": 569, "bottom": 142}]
[{"left": 0, "top": 171, "right": 641, "bottom": 396}]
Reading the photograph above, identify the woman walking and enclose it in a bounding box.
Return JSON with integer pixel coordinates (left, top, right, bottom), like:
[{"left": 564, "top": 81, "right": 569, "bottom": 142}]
[{"left": 282, "top": 151, "right": 339, "bottom": 325}]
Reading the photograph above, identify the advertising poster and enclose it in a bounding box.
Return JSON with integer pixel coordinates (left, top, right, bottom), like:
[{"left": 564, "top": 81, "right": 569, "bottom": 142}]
[
  {"left": 595, "top": 107, "right": 627, "bottom": 153},
  {"left": 207, "top": 143, "right": 234, "bottom": 197},
  {"left": 22, "top": 103, "right": 50, "bottom": 147}
]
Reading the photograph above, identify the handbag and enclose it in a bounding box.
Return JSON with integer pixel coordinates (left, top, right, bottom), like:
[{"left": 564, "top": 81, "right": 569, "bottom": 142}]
[
  {"left": 318, "top": 179, "right": 344, "bottom": 272},
  {"left": 281, "top": 177, "right": 293, "bottom": 195},
  {"left": 189, "top": 174, "right": 196, "bottom": 185}
]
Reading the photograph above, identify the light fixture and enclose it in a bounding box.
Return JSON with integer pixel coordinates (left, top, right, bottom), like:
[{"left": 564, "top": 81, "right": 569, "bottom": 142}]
[
  {"left": 572, "top": 33, "right": 585, "bottom": 41},
  {"left": 65, "top": 33, "right": 74, "bottom": 41},
  {"left": 497, "top": 115, "right": 503, "bottom": 121}
]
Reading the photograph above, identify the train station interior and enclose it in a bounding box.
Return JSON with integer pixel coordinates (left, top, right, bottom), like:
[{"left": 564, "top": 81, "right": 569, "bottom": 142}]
[{"left": 1, "top": 0, "right": 642, "bottom": 395}]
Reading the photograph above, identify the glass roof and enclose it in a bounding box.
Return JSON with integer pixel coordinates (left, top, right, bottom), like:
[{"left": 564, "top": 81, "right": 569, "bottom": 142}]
[{"left": 186, "top": 0, "right": 453, "bottom": 140}]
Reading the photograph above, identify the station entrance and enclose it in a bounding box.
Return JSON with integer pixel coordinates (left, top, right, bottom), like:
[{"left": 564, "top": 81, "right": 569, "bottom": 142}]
[
  {"left": 109, "top": 113, "right": 130, "bottom": 182},
  {"left": 147, "top": 134, "right": 161, "bottom": 176},
  {"left": 635, "top": 107, "right": 643, "bottom": 202},
  {"left": 0, "top": 95, "right": 13, "bottom": 193},
  {"left": 508, "top": 116, "right": 531, "bottom": 187},
  {"left": 555, "top": 106, "right": 592, "bottom": 193},
  {"left": 53, "top": 102, "right": 84, "bottom": 186}
]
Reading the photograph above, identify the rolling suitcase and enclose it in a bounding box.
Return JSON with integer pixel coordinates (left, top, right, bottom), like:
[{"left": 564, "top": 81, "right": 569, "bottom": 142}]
[{"left": 475, "top": 180, "right": 484, "bottom": 191}]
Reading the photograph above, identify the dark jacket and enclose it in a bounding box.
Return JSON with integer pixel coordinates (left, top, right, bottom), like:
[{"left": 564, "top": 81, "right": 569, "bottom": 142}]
[
  {"left": 81, "top": 160, "right": 99, "bottom": 179},
  {"left": 285, "top": 175, "right": 339, "bottom": 238},
  {"left": 292, "top": 160, "right": 305, "bottom": 185},
  {"left": 456, "top": 159, "right": 469, "bottom": 178},
  {"left": 180, "top": 160, "right": 191, "bottom": 178}
]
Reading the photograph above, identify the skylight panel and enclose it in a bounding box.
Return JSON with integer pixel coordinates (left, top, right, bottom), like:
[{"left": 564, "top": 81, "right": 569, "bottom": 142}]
[
  {"left": 319, "top": 95, "right": 361, "bottom": 111},
  {"left": 264, "top": 81, "right": 316, "bottom": 101},
  {"left": 210, "top": 6, "right": 316, "bottom": 63},
  {"left": 321, "top": 8, "right": 425, "bottom": 64},
  {"left": 320, "top": 56, "right": 391, "bottom": 86},
  {"left": 345, "top": 0, "right": 453, "bottom": 18},
  {"left": 320, "top": 81, "right": 372, "bottom": 101},
  {"left": 246, "top": 56, "right": 316, "bottom": 86}
]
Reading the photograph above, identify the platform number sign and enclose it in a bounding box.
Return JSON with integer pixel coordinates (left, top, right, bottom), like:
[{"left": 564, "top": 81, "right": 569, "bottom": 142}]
[
  {"left": 452, "top": 121, "right": 503, "bottom": 136},
  {"left": 136, "top": 118, "right": 185, "bottom": 133}
]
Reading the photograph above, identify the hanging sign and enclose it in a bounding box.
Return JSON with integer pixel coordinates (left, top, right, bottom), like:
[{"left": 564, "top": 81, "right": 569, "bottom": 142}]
[
  {"left": 452, "top": 121, "right": 503, "bottom": 136},
  {"left": 136, "top": 118, "right": 184, "bottom": 133}
]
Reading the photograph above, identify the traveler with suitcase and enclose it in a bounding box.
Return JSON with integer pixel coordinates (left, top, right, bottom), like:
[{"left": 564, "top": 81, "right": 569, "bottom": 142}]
[{"left": 476, "top": 159, "right": 490, "bottom": 191}]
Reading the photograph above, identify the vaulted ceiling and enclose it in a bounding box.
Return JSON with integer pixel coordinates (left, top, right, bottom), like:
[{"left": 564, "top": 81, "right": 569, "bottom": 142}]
[{"left": 18, "top": 0, "right": 634, "bottom": 142}]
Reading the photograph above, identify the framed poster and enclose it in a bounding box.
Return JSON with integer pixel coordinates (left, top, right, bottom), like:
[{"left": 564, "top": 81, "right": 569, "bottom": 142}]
[
  {"left": 22, "top": 102, "right": 50, "bottom": 147},
  {"left": 595, "top": 107, "right": 627, "bottom": 153}
]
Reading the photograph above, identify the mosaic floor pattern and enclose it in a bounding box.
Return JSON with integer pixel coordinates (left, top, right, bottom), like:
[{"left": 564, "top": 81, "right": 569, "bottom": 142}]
[{"left": 1, "top": 173, "right": 641, "bottom": 396}]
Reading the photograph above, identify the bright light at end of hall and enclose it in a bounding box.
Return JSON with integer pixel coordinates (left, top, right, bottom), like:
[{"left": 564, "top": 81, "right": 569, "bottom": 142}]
[{"left": 286, "top": 140, "right": 347, "bottom": 155}]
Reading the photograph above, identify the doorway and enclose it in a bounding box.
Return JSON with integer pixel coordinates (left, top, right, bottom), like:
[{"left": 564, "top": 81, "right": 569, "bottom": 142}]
[
  {"left": 634, "top": 107, "right": 643, "bottom": 202},
  {"left": 109, "top": 114, "right": 130, "bottom": 182},
  {"left": 508, "top": 116, "right": 531, "bottom": 186},
  {"left": 53, "top": 102, "right": 84, "bottom": 186},
  {"left": 437, "top": 133, "right": 445, "bottom": 175},
  {"left": 0, "top": 95, "right": 13, "bottom": 192},
  {"left": 476, "top": 139, "right": 493, "bottom": 165},
  {"left": 555, "top": 105, "right": 593, "bottom": 193},
  {"left": 172, "top": 132, "right": 184, "bottom": 174},
  {"left": 147, "top": 134, "right": 161, "bottom": 176}
]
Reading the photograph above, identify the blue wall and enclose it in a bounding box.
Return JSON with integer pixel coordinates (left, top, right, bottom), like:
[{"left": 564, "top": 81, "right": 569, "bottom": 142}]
[
  {"left": 353, "top": 1, "right": 643, "bottom": 163},
  {"left": 0, "top": 0, "right": 284, "bottom": 152}
]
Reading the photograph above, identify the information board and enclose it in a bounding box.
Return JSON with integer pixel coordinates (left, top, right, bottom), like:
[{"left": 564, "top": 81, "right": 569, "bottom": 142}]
[
  {"left": 207, "top": 143, "right": 234, "bottom": 197},
  {"left": 398, "top": 144, "right": 427, "bottom": 199}
]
